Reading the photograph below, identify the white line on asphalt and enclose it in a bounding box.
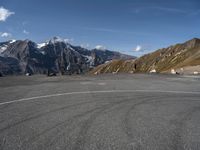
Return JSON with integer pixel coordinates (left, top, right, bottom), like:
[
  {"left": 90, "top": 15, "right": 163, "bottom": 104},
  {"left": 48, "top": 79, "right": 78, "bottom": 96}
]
[
  {"left": 0, "top": 90, "right": 199, "bottom": 106},
  {"left": 97, "top": 82, "right": 106, "bottom": 86},
  {"left": 80, "top": 82, "right": 93, "bottom": 85}
]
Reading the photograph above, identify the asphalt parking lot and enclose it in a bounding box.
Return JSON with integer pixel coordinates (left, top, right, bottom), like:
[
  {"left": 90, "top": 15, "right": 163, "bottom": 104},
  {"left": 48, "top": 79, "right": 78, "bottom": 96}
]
[{"left": 0, "top": 74, "right": 200, "bottom": 150}]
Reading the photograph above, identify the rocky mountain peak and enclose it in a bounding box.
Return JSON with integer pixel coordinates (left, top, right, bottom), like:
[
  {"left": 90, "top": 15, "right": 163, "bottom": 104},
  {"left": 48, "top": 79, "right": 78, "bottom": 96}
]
[
  {"left": 48, "top": 36, "right": 69, "bottom": 45},
  {"left": 184, "top": 38, "right": 200, "bottom": 48}
]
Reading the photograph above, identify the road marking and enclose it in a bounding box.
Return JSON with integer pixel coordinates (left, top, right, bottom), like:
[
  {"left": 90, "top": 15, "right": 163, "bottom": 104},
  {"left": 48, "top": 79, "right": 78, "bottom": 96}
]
[
  {"left": 0, "top": 90, "right": 199, "bottom": 106},
  {"left": 97, "top": 82, "right": 106, "bottom": 86},
  {"left": 80, "top": 82, "right": 106, "bottom": 86},
  {"left": 80, "top": 82, "right": 93, "bottom": 85}
]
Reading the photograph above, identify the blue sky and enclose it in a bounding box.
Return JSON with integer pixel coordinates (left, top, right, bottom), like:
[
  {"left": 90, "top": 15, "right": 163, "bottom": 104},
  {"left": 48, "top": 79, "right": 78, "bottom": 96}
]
[{"left": 0, "top": 0, "right": 200, "bottom": 56}]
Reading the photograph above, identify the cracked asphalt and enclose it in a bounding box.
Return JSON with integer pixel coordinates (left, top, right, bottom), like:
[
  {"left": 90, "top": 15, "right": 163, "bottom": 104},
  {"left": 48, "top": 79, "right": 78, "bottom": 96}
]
[{"left": 0, "top": 74, "right": 200, "bottom": 150}]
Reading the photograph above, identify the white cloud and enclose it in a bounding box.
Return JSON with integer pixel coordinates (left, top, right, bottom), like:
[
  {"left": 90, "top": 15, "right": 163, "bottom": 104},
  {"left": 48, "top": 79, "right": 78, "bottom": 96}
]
[
  {"left": 0, "top": 32, "right": 12, "bottom": 38},
  {"left": 0, "top": 7, "right": 15, "bottom": 22},
  {"left": 80, "top": 43, "right": 90, "bottom": 49},
  {"left": 132, "top": 6, "right": 187, "bottom": 14},
  {"left": 134, "top": 45, "right": 142, "bottom": 52},
  {"left": 64, "top": 38, "right": 74, "bottom": 43},
  {"left": 49, "top": 36, "right": 74, "bottom": 44},
  {"left": 23, "top": 30, "right": 29, "bottom": 34},
  {"left": 95, "top": 45, "right": 106, "bottom": 50}
]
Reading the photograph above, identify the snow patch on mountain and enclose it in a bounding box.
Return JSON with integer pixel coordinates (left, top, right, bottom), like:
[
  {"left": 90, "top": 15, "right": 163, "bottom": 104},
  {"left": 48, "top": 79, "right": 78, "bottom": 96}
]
[
  {"left": 37, "top": 42, "right": 48, "bottom": 48},
  {"left": 0, "top": 44, "right": 8, "bottom": 53},
  {"left": 9, "top": 39, "right": 16, "bottom": 44},
  {"left": 37, "top": 37, "right": 72, "bottom": 48},
  {"left": 83, "top": 55, "right": 95, "bottom": 67}
]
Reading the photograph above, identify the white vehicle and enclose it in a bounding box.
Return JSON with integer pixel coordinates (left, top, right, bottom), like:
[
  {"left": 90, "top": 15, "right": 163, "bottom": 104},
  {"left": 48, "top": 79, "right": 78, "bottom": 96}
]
[{"left": 150, "top": 69, "right": 157, "bottom": 73}]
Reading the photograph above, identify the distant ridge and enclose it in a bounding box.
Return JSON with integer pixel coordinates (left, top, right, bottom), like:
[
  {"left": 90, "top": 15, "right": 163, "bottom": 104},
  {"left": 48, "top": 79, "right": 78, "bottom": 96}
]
[{"left": 90, "top": 38, "right": 200, "bottom": 75}]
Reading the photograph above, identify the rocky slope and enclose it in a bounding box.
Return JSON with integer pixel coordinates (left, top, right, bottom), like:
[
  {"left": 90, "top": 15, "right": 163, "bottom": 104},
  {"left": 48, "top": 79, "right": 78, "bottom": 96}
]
[
  {"left": 0, "top": 37, "right": 135, "bottom": 75},
  {"left": 90, "top": 38, "right": 200, "bottom": 75}
]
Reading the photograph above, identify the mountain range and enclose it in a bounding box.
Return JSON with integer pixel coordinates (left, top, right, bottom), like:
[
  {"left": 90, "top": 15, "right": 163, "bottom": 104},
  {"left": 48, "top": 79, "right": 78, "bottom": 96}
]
[
  {"left": 1, "top": 37, "right": 200, "bottom": 76},
  {"left": 90, "top": 38, "right": 200, "bottom": 75},
  {"left": 0, "top": 37, "right": 135, "bottom": 76}
]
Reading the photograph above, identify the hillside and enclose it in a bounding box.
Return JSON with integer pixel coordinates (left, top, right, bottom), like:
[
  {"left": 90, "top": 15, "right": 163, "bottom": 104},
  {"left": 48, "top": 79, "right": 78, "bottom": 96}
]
[{"left": 90, "top": 38, "right": 200, "bottom": 75}]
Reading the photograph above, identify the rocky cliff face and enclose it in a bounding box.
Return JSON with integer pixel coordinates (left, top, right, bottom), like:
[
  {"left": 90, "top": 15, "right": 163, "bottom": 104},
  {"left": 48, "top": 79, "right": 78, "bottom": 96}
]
[
  {"left": 0, "top": 37, "right": 135, "bottom": 76},
  {"left": 0, "top": 56, "right": 21, "bottom": 75},
  {"left": 2, "top": 40, "right": 46, "bottom": 74},
  {"left": 40, "top": 39, "right": 88, "bottom": 74},
  {"left": 90, "top": 38, "right": 200, "bottom": 75}
]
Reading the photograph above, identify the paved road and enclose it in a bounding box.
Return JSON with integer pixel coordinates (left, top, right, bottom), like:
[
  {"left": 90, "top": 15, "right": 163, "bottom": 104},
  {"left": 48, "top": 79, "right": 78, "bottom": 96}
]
[{"left": 0, "top": 74, "right": 200, "bottom": 150}]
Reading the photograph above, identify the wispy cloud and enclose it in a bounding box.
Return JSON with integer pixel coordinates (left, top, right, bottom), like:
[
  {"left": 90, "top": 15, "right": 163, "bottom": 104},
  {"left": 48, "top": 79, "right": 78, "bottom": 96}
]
[
  {"left": 63, "top": 38, "right": 74, "bottom": 43},
  {"left": 152, "top": 7, "right": 186, "bottom": 13},
  {"left": 133, "top": 6, "right": 187, "bottom": 14},
  {"left": 22, "top": 21, "right": 28, "bottom": 26},
  {"left": 83, "top": 27, "right": 122, "bottom": 33},
  {"left": 133, "top": 45, "right": 142, "bottom": 52},
  {"left": 0, "top": 32, "right": 12, "bottom": 38},
  {"left": 80, "top": 43, "right": 90, "bottom": 49},
  {"left": 83, "top": 27, "right": 151, "bottom": 36},
  {"left": 95, "top": 45, "right": 106, "bottom": 50},
  {"left": 188, "top": 9, "right": 200, "bottom": 16},
  {"left": 0, "top": 7, "right": 15, "bottom": 22},
  {"left": 23, "top": 30, "right": 29, "bottom": 34},
  {"left": 133, "top": 5, "right": 200, "bottom": 17}
]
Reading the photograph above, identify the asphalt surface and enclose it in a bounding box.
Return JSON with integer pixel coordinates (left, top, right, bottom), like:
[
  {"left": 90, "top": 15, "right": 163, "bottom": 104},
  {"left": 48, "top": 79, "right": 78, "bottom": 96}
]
[{"left": 0, "top": 74, "right": 200, "bottom": 150}]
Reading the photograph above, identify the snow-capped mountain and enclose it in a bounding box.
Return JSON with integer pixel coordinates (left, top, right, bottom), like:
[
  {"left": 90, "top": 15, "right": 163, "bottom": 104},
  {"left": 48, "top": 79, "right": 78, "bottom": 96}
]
[
  {"left": 37, "top": 37, "right": 66, "bottom": 49},
  {"left": 0, "top": 37, "right": 135, "bottom": 75}
]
